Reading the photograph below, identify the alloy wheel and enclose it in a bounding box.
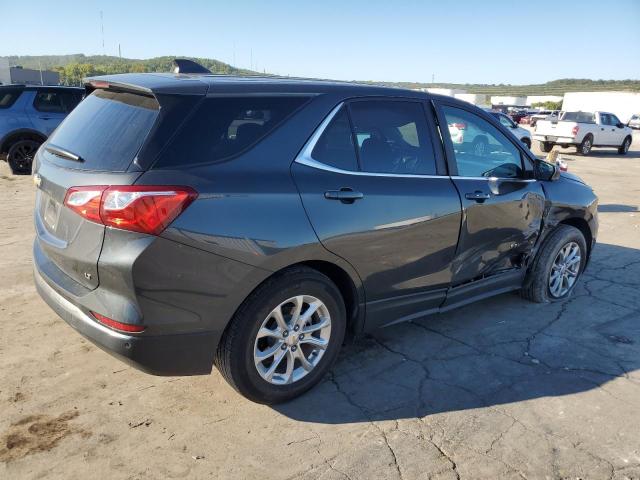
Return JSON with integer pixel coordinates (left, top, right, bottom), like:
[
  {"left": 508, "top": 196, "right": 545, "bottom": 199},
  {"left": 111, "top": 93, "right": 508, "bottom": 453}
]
[
  {"left": 9, "top": 142, "right": 38, "bottom": 173},
  {"left": 582, "top": 138, "right": 592, "bottom": 154},
  {"left": 548, "top": 241, "right": 581, "bottom": 298},
  {"left": 253, "top": 295, "right": 331, "bottom": 385}
]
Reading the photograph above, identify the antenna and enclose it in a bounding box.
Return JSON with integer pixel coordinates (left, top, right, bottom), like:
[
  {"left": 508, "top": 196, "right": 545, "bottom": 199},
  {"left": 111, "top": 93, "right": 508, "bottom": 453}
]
[{"left": 100, "top": 11, "right": 105, "bottom": 54}]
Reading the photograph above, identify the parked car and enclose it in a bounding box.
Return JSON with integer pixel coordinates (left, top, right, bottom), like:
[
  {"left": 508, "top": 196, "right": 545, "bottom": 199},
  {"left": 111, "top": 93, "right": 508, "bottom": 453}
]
[
  {"left": 33, "top": 71, "right": 598, "bottom": 403},
  {"left": 507, "top": 109, "right": 528, "bottom": 124},
  {"left": 529, "top": 110, "right": 559, "bottom": 128},
  {"left": 0, "top": 84, "right": 83, "bottom": 174},
  {"left": 628, "top": 114, "right": 640, "bottom": 129},
  {"left": 534, "top": 111, "right": 633, "bottom": 155},
  {"left": 490, "top": 111, "right": 532, "bottom": 148},
  {"left": 518, "top": 111, "right": 539, "bottom": 125}
]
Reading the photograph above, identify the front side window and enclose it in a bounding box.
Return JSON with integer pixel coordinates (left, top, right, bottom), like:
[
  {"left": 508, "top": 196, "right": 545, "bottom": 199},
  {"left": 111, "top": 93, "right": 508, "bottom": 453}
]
[
  {"left": 34, "top": 91, "right": 65, "bottom": 113},
  {"left": 348, "top": 100, "right": 436, "bottom": 175},
  {"left": 0, "top": 88, "right": 22, "bottom": 109},
  {"left": 610, "top": 114, "right": 621, "bottom": 126},
  {"left": 311, "top": 107, "right": 358, "bottom": 171},
  {"left": 441, "top": 105, "right": 524, "bottom": 179}
]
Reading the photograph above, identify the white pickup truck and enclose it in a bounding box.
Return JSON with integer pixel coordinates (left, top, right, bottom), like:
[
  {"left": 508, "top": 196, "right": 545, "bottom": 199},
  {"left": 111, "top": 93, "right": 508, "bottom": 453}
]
[{"left": 533, "top": 111, "right": 633, "bottom": 155}]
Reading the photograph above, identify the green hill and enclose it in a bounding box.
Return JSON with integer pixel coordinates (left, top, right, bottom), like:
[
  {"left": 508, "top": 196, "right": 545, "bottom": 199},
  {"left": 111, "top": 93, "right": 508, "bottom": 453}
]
[{"left": 6, "top": 54, "right": 640, "bottom": 94}]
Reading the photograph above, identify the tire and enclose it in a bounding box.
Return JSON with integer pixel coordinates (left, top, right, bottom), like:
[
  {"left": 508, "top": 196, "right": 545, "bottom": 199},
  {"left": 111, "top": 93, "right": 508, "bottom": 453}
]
[
  {"left": 472, "top": 135, "right": 489, "bottom": 156},
  {"left": 214, "top": 266, "right": 346, "bottom": 404},
  {"left": 7, "top": 139, "right": 40, "bottom": 175},
  {"left": 618, "top": 135, "right": 632, "bottom": 155},
  {"left": 539, "top": 141, "right": 553, "bottom": 153},
  {"left": 577, "top": 135, "right": 593, "bottom": 155},
  {"left": 521, "top": 225, "right": 587, "bottom": 303},
  {"left": 521, "top": 137, "right": 531, "bottom": 149}
]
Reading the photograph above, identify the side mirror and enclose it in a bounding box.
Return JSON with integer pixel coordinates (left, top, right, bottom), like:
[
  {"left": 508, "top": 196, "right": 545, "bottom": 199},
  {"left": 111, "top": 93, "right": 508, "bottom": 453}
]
[
  {"left": 534, "top": 159, "right": 560, "bottom": 181},
  {"left": 616, "top": 122, "right": 625, "bottom": 129}
]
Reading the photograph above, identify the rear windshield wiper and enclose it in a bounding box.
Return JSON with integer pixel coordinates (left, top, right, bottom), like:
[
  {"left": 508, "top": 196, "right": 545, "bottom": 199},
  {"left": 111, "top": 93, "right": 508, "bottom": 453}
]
[{"left": 45, "top": 144, "right": 84, "bottom": 163}]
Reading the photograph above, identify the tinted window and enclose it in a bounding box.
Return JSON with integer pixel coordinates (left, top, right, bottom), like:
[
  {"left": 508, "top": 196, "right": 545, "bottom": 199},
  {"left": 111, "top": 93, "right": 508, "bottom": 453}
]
[
  {"left": 610, "top": 114, "right": 621, "bottom": 126},
  {"left": 496, "top": 114, "right": 516, "bottom": 128},
  {"left": 155, "top": 96, "right": 309, "bottom": 168},
  {"left": 44, "top": 89, "right": 159, "bottom": 171},
  {"left": 0, "top": 88, "right": 22, "bottom": 109},
  {"left": 600, "top": 113, "right": 612, "bottom": 125},
  {"left": 561, "top": 112, "right": 595, "bottom": 123},
  {"left": 349, "top": 100, "right": 436, "bottom": 175},
  {"left": 442, "top": 105, "right": 524, "bottom": 179},
  {"left": 311, "top": 107, "right": 358, "bottom": 171},
  {"left": 34, "top": 91, "right": 66, "bottom": 113}
]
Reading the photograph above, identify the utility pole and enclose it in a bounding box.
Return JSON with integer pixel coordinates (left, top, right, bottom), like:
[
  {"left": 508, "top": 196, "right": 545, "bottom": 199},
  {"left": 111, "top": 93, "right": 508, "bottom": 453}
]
[
  {"left": 118, "top": 44, "right": 121, "bottom": 58},
  {"left": 100, "top": 11, "right": 105, "bottom": 54},
  {"left": 38, "top": 60, "right": 44, "bottom": 85},
  {"left": 250, "top": 49, "right": 253, "bottom": 71},
  {"left": 432, "top": 73, "right": 435, "bottom": 84}
]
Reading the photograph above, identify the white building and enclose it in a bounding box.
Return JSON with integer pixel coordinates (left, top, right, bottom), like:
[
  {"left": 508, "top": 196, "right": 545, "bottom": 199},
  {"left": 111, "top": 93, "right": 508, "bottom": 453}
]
[
  {"left": 526, "top": 95, "right": 563, "bottom": 106},
  {"left": 0, "top": 57, "right": 59, "bottom": 85},
  {"left": 491, "top": 96, "right": 527, "bottom": 106},
  {"left": 454, "top": 93, "right": 488, "bottom": 106},
  {"left": 561, "top": 92, "right": 640, "bottom": 123},
  {"left": 425, "top": 88, "right": 467, "bottom": 97}
]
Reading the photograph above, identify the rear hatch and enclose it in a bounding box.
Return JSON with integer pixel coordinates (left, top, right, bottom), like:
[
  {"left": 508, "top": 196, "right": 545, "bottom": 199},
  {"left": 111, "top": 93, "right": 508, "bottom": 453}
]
[{"left": 34, "top": 88, "right": 161, "bottom": 290}]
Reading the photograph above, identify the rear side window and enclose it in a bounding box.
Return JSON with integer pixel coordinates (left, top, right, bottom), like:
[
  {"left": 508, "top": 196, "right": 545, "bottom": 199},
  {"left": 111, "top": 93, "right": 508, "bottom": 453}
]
[
  {"left": 349, "top": 100, "right": 437, "bottom": 175},
  {"left": 44, "top": 89, "right": 159, "bottom": 171},
  {"left": 34, "top": 91, "right": 65, "bottom": 113},
  {"left": 154, "top": 96, "right": 309, "bottom": 168},
  {"left": 311, "top": 107, "right": 358, "bottom": 171},
  {"left": 0, "top": 88, "right": 22, "bottom": 109}
]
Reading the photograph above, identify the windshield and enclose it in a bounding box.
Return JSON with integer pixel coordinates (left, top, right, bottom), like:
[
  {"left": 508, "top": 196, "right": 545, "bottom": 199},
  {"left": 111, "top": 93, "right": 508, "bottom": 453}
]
[{"left": 44, "top": 89, "right": 160, "bottom": 171}]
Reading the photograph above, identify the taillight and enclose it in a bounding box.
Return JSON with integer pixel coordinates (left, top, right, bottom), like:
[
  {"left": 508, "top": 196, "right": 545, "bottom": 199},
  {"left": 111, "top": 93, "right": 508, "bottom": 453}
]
[
  {"left": 64, "top": 187, "right": 107, "bottom": 223},
  {"left": 572, "top": 125, "right": 580, "bottom": 136},
  {"left": 63, "top": 185, "right": 197, "bottom": 235},
  {"left": 91, "top": 311, "right": 145, "bottom": 333}
]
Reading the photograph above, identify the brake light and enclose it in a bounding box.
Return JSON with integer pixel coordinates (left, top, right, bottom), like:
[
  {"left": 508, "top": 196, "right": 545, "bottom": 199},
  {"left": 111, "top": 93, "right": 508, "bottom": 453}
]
[
  {"left": 63, "top": 185, "right": 197, "bottom": 235},
  {"left": 572, "top": 125, "right": 580, "bottom": 136},
  {"left": 91, "top": 311, "right": 145, "bottom": 333}
]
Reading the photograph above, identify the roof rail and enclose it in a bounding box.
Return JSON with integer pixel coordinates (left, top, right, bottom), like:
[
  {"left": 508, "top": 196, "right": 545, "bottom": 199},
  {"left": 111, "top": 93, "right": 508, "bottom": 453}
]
[{"left": 172, "top": 59, "right": 212, "bottom": 75}]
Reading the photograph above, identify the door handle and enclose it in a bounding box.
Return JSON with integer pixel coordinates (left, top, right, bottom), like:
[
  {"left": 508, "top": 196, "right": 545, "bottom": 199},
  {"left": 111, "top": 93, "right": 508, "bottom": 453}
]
[
  {"left": 324, "top": 188, "right": 364, "bottom": 204},
  {"left": 601, "top": 128, "right": 605, "bottom": 131},
  {"left": 465, "top": 191, "right": 491, "bottom": 202}
]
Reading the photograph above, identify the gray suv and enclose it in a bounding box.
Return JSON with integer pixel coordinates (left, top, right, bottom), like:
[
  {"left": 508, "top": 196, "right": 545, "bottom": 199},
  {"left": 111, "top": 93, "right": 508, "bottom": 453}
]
[
  {"left": 33, "top": 72, "right": 598, "bottom": 403},
  {"left": 0, "top": 85, "right": 83, "bottom": 174}
]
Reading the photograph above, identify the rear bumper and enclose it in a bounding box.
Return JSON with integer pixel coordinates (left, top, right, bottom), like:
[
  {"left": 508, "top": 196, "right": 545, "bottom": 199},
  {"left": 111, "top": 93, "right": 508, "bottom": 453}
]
[{"left": 34, "top": 263, "right": 219, "bottom": 376}]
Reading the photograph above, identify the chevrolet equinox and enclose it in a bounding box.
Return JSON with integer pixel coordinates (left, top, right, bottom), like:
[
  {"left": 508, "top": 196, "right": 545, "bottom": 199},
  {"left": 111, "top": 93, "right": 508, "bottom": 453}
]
[{"left": 33, "top": 70, "right": 598, "bottom": 403}]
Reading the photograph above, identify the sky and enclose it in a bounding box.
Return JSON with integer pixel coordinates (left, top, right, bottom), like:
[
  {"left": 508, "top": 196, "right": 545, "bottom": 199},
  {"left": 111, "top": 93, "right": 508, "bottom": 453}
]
[{"left": 2, "top": 0, "right": 639, "bottom": 84}]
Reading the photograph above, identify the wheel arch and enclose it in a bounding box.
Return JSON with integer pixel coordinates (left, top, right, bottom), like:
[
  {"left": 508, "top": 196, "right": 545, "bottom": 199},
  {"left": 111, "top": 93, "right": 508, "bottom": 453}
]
[
  {"left": 558, "top": 217, "right": 593, "bottom": 258},
  {"left": 0, "top": 128, "right": 47, "bottom": 154}
]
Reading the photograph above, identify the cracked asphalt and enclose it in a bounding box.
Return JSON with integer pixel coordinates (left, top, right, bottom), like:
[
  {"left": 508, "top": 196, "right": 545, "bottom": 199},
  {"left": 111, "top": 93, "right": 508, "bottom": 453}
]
[{"left": 1, "top": 131, "right": 639, "bottom": 479}]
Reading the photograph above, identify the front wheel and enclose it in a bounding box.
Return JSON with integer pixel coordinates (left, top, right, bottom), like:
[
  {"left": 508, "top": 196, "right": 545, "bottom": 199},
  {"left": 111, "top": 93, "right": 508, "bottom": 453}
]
[
  {"left": 7, "top": 139, "right": 40, "bottom": 175},
  {"left": 214, "top": 267, "right": 346, "bottom": 404},
  {"left": 618, "top": 136, "right": 631, "bottom": 155},
  {"left": 522, "top": 225, "right": 587, "bottom": 303}
]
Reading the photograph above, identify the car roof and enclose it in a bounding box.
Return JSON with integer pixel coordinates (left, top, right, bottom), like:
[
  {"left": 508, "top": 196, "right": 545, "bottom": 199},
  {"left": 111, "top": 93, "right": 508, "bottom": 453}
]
[
  {"left": 85, "top": 72, "right": 437, "bottom": 99},
  {"left": 0, "top": 84, "right": 83, "bottom": 92}
]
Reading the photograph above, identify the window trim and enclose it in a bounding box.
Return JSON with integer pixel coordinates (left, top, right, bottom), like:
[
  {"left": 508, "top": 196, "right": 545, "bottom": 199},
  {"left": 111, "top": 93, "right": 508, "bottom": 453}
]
[
  {"left": 297, "top": 99, "right": 446, "bottom": 178},
  {"left": 432, "top": 98, "right": 536, "bottom": 179}
]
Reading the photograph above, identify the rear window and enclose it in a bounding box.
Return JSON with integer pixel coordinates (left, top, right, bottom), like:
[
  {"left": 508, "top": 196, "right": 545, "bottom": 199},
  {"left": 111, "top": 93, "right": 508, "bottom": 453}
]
[
  {"left": 43, "top": 89, "right": 159, "bottom": 171},
  {"left": 0, "top": 88, "right": 22, "bottom": 109},
  {"left": 560, "top": 111, "right": 595, "bottom": 123},
  {"left": 154, "top": 96, "right": 309, "bottom": 168}
]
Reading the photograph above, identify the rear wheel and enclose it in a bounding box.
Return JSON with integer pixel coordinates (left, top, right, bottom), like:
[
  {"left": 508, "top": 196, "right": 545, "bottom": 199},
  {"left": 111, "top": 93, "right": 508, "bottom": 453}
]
[
  {"left": 618, "top": 136, "right": 631, "bottom": 155},
  {"left": 522, "top": 225, "right": 587, "bottom": 303},
  {"left": 7, "top": 139, "right": 40, "bottom": 175},
  {"left": 214, "top": 267, "right": 346, "bottom": 404},
  {"left": 577, "top": 135, "right": 593, "bottom": 155},
  {"left": 539, "top": 141, "right": 553, "bottom": 153}
]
